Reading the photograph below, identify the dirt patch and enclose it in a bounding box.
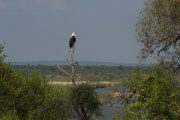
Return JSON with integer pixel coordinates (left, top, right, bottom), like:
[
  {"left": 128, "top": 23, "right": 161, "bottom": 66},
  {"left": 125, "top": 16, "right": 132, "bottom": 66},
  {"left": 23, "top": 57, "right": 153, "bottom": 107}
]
[
  {"left": 48, "top": 81, "right": 111, "bottom": 85},
  {"left": 48, "top": 81, "right": 72, "bottom": 85}
]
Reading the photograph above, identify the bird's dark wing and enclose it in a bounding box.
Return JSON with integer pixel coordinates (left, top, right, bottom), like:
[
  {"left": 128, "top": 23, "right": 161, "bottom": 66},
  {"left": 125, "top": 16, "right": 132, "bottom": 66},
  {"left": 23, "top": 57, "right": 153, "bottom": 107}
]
[{"left": 69, "top": 36, "right": 76, "bottom": 48}]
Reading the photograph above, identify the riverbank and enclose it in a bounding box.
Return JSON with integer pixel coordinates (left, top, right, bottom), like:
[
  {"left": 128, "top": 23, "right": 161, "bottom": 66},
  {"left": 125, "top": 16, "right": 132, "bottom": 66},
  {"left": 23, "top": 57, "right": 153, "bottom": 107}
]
[
  {"left": 49, "top": 81, "right": 111, "bottom": 85},
  {"left": 96, "top": 86, "right": 127, "bottom": 119},
  {"left": 48, "top": 81, "right": 123, "bottom": 87}
]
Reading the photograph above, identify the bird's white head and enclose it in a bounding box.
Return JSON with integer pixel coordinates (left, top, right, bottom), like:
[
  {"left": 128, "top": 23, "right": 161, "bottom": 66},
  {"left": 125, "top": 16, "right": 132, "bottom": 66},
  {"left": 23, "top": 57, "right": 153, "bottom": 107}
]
[{"left": 71, "top": 32, "right": 76, "bottom": 37}]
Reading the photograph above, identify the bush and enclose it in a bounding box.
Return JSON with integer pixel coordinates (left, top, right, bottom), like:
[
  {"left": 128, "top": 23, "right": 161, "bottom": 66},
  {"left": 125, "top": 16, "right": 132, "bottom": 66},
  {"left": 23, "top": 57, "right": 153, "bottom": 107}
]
[
  {"left": 0, "top": 64, "right": 69, "bottom": 119},
  {"left": 114, "top": 64, "right": 180, "bottom": 120},
  {"left": 0, "top": 45, "right": 102, "bottom": 119},
  {"left": 0, "top": 44, "right": 69, "bottom": 119},
  {"left": 27, "top": 85, "right": 70, "bottom": 120},
  {"left": 69, "top": 83, "right": 102, "bottom": 120}
]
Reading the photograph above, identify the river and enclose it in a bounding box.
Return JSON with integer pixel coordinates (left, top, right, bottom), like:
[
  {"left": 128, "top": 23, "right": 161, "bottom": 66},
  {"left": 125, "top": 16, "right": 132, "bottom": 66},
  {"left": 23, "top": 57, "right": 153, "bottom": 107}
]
[{"left": 95, "top": 86, "right": 128, "bottom": 120}]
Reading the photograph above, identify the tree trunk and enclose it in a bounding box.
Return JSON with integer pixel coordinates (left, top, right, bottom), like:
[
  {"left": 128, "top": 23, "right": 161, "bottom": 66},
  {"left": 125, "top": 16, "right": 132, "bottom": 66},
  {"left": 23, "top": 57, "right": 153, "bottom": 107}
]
[{"left": 71, "top": 43, "right": 77, "bottom": 86}]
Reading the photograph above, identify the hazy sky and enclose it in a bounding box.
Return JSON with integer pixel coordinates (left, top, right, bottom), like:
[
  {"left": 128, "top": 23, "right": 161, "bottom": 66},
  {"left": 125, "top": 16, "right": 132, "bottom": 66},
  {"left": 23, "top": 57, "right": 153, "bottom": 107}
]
[{"left": 0, "top": 0, "right": 155, "bottom": 64}]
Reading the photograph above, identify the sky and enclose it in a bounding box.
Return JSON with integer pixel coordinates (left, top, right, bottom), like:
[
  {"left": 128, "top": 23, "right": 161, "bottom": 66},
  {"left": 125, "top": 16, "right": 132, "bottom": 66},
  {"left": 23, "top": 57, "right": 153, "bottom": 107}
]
[{"left": 0, "top": 0, "right": 156, "bottom": 64}]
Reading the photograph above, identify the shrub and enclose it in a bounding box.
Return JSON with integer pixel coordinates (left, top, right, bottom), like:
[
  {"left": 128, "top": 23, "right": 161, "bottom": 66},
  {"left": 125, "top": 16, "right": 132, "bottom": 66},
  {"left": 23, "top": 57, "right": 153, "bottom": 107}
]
[
  {"left": 114, "top": 64, "right": 180, "bottom": 120},
  {"left": 69, "top": 83, "right": 102, "bottom": 120},
  {"left": 0, "top": 44, "right": 69, "bottom": 119}
]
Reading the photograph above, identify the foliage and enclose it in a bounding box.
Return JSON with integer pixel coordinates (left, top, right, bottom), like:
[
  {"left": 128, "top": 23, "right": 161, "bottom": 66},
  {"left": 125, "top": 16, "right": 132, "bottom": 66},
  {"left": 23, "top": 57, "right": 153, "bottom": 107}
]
[
  {"left": 0, "top": 45, "right": 7, "bottom": 61},
  {"left": 13, "top": 64, "right": 152, "bottom": 83},
  {"left": 98, "top": 94, "right": 112, "bottom": 105},
  {"left": 69, "top": 83, "right": 102, "bottom": 120},
  {"left": 27, "top": 85, "right": 71, "bottom": 120},
  {"left": 0, "top": 66, "right": 69, "bottom": 119},
  {"left": 0, "top": 110, "right": 19, "bottom": 120},
  {"left": 136, "top": 0, "right": 180, "bottom": 68},
  {"left": 115, "top": 64, "right": 180, "bottom": 120},
  {"left": 0, "top": 45, "right": 70, "bottom": 120},
  {"left": 0, "top": 44, "right": 104, "bottom": 119}
]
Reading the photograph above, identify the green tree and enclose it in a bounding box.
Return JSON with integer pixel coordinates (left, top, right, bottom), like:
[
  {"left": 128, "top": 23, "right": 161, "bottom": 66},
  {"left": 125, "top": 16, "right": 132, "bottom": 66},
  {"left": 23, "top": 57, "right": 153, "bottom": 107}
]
[
  {"left": 69, "top": 83, "right": 102, "bottom": 120},
  {"left": 113, "top": 64, "right": 180, "bottom": 120},
  {"left": 136, "top": 0, "right": 180, "bottom": 69},
  {"left": 0, "top": 44, "right": 69, "bottom": 120}
]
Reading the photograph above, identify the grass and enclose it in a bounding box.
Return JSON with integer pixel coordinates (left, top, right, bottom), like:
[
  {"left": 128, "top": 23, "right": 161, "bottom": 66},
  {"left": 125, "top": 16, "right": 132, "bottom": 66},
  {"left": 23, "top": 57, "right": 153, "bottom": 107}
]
[
  {"left": 98, "top": 94, "right": 113, "bottom": 104},
  {"left": 46, "top": 76, "right": 71, "bottom": 82}
]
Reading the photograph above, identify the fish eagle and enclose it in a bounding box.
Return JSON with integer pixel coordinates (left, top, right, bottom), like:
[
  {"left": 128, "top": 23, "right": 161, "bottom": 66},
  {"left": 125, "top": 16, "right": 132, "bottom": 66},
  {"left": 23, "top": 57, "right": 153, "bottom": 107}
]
[{"left": 69, "top": 32, "right": 76, "bottom": 48}]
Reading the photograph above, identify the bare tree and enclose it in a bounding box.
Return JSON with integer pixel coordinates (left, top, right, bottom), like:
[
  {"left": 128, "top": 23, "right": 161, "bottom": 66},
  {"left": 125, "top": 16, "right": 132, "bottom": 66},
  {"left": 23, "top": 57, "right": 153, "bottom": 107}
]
[
  {"left": 57, "top": 43, "right": 83, "bottom": 86},
  {"left": 56, "top": 42, "right": 101, "bottom": 120}
]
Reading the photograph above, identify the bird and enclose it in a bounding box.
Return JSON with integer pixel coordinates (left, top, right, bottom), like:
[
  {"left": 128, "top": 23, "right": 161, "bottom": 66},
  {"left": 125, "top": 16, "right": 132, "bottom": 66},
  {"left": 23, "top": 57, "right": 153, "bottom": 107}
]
[{"left": 69, "top": 32, "right": 76, "bottom": 48}]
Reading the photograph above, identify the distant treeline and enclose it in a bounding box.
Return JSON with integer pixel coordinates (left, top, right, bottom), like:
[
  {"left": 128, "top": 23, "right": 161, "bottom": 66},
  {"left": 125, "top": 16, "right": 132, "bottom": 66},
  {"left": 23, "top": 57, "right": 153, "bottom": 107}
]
[{"left": 12, "top": 64, "right": 152, "bottom": 78}]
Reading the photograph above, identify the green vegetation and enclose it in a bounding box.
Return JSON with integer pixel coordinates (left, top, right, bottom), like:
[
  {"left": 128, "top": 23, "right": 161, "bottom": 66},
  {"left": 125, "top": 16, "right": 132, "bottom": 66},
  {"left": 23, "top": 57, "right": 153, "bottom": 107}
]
[
  {"left": 111, "top": 0, "right": 180, "bottom": 119},
  {"left": 98, "top": 94, "right": 113, "bottom": 105},
  {"left": 136, "top": 0, "right": 180, "bottom": 71},
  {"left": 2, "top": 0, "right": 180, "bottom": 119},
  {"left": 0, "top": 57, "right": 69, "bottom": 119},
  {"left": 12, "top": 64, "right": 152, "bottom": 84},
  {"left": 0, "top": 44, "right": 102, "bottom": 120},
  {"left": 69, "top": 83, "right": 102, "bottom": 119},
  {"left": 113, "top": 64, "right": 180, "bottom": 120}
]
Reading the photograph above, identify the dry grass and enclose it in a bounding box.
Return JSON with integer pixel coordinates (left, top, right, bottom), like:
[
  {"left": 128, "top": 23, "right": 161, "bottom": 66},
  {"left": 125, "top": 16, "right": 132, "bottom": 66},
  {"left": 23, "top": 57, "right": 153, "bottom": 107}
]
[{"left": 48, "top": 81, "right": 112, "bottom": 85}]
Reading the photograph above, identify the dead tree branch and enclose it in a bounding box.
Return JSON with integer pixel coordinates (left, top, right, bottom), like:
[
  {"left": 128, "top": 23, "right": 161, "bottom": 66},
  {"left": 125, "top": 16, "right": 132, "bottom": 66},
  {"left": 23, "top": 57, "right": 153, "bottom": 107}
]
[
  {"left": 77, "top": 66, "right": 83, "bottom": 85},
  {"left": 57, "top": 42, "right": 82, "bottom": 86},
  {"left": 70, "top": 43, "right": 77, "bottom": 86},
  {"left": 56, "top": 65, "right": 71, "bottom": 77}
]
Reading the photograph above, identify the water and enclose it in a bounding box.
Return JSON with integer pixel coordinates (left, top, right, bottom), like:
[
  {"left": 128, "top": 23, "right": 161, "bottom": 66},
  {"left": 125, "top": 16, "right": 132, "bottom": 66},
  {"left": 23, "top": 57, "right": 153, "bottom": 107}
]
[
  {"left": 95, "top": 86, "right": 128, "bottom": 119},
  {"left": 96, "top": 86, "right": 128, "bottom": 94}
]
